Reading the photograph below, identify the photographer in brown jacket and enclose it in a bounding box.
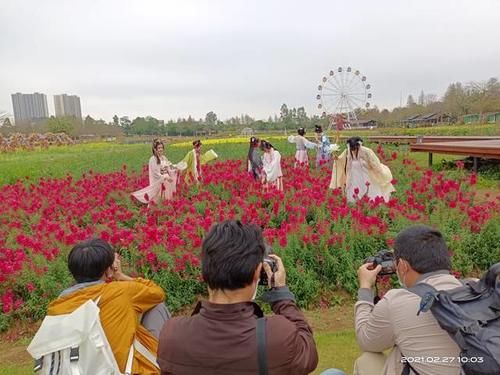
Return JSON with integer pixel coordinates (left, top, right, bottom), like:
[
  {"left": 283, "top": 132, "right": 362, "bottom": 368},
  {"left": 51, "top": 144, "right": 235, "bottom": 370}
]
[{"left": 157, "top": 220, "right": 318, "bottom": 375}]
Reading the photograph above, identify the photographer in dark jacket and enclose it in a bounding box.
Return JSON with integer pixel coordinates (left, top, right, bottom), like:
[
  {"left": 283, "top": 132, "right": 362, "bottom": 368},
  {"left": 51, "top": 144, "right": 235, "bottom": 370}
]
[{"left": 157, "top": 220, "right": 318, "bottom": 375}]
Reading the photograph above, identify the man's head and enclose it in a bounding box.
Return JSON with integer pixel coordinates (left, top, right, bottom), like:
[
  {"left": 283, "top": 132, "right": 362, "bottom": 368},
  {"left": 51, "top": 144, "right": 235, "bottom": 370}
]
[
  {"left": 201, "top": 220, "right": 266, "bottom": 293},
  {"left": 68, "top": 238, "right": 115, "bottom": 283},
  {"left": 393, "top": 225, "right": 451, "bottom": 287}
]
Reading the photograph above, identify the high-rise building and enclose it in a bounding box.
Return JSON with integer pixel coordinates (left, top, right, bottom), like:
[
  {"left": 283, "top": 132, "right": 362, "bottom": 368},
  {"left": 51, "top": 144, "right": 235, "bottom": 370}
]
[
  {"left": 11, "top": 92, "right": 49, "bottom": 124},
  {"left": 54, "top": 94, "right": 82, "bottom": 120}
]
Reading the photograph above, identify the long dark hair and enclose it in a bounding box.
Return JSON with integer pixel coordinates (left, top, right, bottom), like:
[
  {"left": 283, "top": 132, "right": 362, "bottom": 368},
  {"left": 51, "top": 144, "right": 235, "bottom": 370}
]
[
  {"left": 248, "top": 136, "right": 259, "bottom": 160},
  {"left": 260, "top": 140, "right": 277, "bottom": 151},
  {"left": 345, "top": 136, "right": 363, "bottom": 174},
  {"left": 152, "top": 139, "right": 164, "bottom": 165}
]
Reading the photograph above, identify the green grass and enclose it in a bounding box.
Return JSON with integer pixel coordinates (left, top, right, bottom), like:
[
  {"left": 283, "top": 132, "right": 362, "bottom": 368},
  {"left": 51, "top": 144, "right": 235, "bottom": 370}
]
[
  {"left": 1, "top": 139, "right": 497, "bottom": 189},
  {"left": 313, "top": 331, "right": 359, "bottom": 374},
  {"left": 0, "top": 365, "right": 33, "bottom": 375}
]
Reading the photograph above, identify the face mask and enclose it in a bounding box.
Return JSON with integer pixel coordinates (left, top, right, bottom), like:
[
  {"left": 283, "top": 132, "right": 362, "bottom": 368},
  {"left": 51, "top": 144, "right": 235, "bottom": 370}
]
[{"left": 251, "top": 279, "right": 260, "bottom": 301}]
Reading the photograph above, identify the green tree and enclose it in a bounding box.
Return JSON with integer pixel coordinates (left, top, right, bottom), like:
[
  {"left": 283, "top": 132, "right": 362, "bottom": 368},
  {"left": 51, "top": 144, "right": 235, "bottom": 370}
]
[
  {"left": 280, "top": 103, "right": 289, "bottom": 121},
  {"left": 205, "top": 111, "right": 218, "bottom": 126},
  {"left": 119, "top": 116, "right": 132, "bottom": 134},
  {"left": 112, "top": 115, "right": 119, "bottom": 127},
  {"left": 47, "top": 116, "right": 74, "bottom": 134},
  {"left": 443, "top": 83, "right": 473, "bottom": 116}
]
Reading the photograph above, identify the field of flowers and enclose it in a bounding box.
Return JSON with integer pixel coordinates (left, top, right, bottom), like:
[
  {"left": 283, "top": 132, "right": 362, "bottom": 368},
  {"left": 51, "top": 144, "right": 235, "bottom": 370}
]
[{"left": 0, "top": 141, "right": 499, "bottom": 331}]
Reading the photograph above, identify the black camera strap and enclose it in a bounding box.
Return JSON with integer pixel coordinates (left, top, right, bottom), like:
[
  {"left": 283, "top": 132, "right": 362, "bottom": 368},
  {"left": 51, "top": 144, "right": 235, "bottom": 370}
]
[{"left": 256, "top": 317, "right": 268, "bottom": 375}]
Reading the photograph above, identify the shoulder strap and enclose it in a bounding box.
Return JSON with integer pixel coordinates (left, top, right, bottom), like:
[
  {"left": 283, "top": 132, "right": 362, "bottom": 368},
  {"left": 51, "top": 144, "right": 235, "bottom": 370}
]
[
  {"left": 256, "top": 317, "right": 268, "bottom": 375},
  {"left": 401, "top": 356, "right": 420, "bottom": 375},
  {"left": 406, "top": 283, "right": 439, "bottom": 315}
]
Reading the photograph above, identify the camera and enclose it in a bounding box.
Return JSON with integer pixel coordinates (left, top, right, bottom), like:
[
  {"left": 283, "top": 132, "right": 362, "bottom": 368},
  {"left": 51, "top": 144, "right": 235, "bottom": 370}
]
[
  {"left": 364, "top": 250, "right": 396, "bottom": 276},
  {"left": 259, "top": 245, "right": 278, "bottom": 286}
]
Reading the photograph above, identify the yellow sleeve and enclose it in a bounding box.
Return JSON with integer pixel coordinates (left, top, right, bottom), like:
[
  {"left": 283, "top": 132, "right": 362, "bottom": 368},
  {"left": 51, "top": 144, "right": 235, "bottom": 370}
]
[
  {"left": 125, "top": 278, "right": 166, "bottom": 314},
  {"left": 329, "top": 149, "right": 347, "bottom": 189}
]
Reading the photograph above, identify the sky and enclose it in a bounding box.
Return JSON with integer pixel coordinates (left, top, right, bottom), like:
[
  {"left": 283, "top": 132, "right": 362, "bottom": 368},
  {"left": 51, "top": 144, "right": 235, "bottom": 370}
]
[{"left": 1, "top": 0, "right": 499, "bottom": 122}]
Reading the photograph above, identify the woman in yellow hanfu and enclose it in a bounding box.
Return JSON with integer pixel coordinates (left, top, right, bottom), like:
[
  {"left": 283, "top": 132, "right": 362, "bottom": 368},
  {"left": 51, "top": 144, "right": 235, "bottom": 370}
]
[
  {"left": 329, "top": 136, "right": 395, "bottom": 203},
  {"left": 180, "top": 140, "right": 218, "bottom": 185}
]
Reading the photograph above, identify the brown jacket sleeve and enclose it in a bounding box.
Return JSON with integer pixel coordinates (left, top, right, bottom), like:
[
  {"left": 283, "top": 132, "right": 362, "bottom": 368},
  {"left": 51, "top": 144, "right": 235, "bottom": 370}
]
[{"left": 264, "top": 287, "right": 319, "bottom": 373}]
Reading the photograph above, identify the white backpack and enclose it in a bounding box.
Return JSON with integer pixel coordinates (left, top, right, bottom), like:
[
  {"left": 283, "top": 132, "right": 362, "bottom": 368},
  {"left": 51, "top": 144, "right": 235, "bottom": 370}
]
[{"left": 27, "top": 297, "right": 159, "bottom": 375}]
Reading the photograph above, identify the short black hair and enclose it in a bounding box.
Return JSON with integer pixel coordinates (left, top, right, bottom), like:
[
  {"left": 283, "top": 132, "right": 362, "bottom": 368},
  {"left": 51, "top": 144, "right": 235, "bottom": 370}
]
[
  {"left": 394, "top": 225, "right": 451, "bottom": 273},
  {"left": 68, "top": 238, "right": 115, "bottom": 283},
  {"left": 201, "top": 220, "right": 266, "bottom": 290},
  {"left": 297, "top": 128, "right": 306, "bottom": 136}
]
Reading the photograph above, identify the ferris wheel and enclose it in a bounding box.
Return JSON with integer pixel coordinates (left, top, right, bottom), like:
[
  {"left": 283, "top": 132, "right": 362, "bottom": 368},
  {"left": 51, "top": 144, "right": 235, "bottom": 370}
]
[{"left": 316, "top": 67, "right": 372, "bottom": 130}]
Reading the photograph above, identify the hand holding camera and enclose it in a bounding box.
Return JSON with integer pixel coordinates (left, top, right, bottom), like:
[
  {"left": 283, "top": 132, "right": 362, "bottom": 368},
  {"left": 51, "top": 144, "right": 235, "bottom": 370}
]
[
  {"left": 261, "top": 254, "right": 286, "bottom": 289},
  {"left": 359, "top": 250, "right": 396, "bottom": 289}
]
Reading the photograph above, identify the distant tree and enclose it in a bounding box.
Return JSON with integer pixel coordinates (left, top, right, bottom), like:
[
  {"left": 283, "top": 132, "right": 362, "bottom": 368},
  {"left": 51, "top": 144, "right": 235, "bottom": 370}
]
[
  {"left": 47, "top": 116, "right": 74, "bottom": 134},
  {"left": 84, "top": 115, "right": 96, "bottom": 127},
  {"left": 205, "top": 111, "right": 218, "bottom": 126},
  {"left": 119, "top": 116, "right": 132, "bottom": 134},
  {"left": 296, "top": 107, "right": 307, "bottom": 123},
  {"left": 468, "top": 77, "right": 500, "bottom": 114},
  {"left": 443, "top": 82, "right": 473, "bottom": 115},
  {"left": 424, "top": 94, "right": 438, "bottom": 105},
  {"left": 418, "top": 90, "right": 425, "bottom": 105},
  {"left": 112, "top": 115, "right": 119, "bottom": 127},
  {"left": 407, "top": 95, "right": 416, "bottom": 107},
  {"left": 279, "top": 104, "right": 289, "bottom": 121}
]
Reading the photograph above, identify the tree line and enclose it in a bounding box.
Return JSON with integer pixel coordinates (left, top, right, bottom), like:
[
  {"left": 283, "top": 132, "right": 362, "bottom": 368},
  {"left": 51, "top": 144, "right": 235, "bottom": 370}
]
[{"left": 1, "top": 77, "right": 499, "bottom": 136}]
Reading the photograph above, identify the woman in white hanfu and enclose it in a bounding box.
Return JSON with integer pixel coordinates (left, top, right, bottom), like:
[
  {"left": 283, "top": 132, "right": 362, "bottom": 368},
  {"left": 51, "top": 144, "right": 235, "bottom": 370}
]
[
  {"left": 288, "top": 127, "right": 317, "bottom": 167},
  {"left": 330, "top": 136, "right": 395, "bottom": 203},
  {"left": 260, "top": 140, "right": 283, "bottom": 191},
  {"left": 132, "top": 139, "right": 180, "bottom": 204}
]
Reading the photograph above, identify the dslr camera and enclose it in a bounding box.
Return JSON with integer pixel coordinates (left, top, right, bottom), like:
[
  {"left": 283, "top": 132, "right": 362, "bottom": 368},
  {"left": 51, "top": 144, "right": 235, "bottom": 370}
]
[
  {"left": 259, "top": 245, "right": 278, "bottom": 286},
  {"left": 364, "top": 250, "right": 396, "bottom": 276}
]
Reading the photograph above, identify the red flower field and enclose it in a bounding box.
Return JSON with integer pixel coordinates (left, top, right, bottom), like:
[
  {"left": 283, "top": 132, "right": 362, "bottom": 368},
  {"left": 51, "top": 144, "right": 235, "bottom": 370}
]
[{"left": 0, "top": 151, "right": 498, "bottom": 326}]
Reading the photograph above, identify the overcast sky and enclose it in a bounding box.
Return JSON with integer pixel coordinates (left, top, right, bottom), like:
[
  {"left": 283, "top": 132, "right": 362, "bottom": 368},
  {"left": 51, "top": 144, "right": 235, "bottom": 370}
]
[{"left": 1, "top": 0, "right": 499, "bottom": 121}]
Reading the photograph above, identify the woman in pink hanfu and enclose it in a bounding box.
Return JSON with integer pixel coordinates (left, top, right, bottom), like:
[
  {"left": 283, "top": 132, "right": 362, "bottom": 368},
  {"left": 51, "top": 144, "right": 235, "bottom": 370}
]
[
  {"left": 260, "top": 140, "right": 283, "bottom": 191},
  {"left": 288, "top": 127, "right": 317, "bottom": 168},
  {"left": 132, "top": 139, "right": 179, "bottom": 204}
]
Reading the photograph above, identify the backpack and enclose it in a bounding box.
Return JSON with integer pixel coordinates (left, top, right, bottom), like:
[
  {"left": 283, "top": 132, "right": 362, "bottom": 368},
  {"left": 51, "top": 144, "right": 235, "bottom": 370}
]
[
  {"left": 27, "top": 297, "right": 158, "bottom": 375},
  {"left": 407, "top": 263, "right": 500, "bottom": 375}
]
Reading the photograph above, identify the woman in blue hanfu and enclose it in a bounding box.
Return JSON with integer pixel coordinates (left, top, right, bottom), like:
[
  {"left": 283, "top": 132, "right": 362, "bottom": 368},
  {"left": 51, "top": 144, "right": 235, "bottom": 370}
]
[{"left": 314, "top": 125, "right": 332, "bottom": 167}]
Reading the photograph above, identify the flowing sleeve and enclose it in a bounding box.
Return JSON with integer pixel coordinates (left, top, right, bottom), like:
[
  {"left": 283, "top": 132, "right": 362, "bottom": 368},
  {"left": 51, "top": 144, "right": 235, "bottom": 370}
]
[
  {"left": 180, "top": 150, "right": 195, "bottom": 179},
  {"left": 149, "top": 157, "right": 162, "bottom": 184},
  {"left": 363, "top": 147, "right": 393, "bottom": 187},
  {"left": 264, "top": 150, "right": 282, "bottom": 182},
  {"left": 200, "top": 149, "right": 218, "bottom": 164},
  {"left": 304, "top": 138, "right": 318, "bottom": 150},
  {"left": 329, "top": 149, "right": 347, "bottom": 190}
]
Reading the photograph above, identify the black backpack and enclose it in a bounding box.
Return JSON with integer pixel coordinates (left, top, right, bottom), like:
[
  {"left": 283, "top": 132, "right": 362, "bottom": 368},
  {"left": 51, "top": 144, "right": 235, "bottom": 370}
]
[{"left": 407, "top": 263, "right": 500, "bottom": 375}]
